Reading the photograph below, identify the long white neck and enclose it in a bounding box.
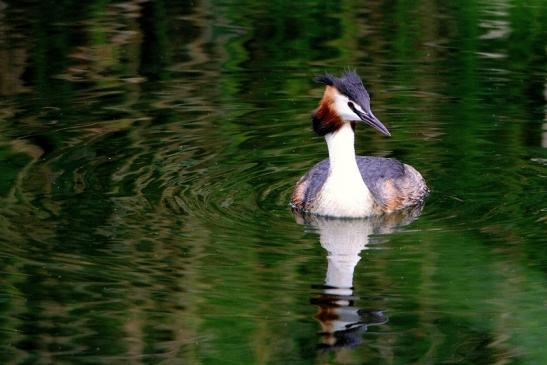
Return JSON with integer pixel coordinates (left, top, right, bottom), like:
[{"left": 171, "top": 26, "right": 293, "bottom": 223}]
[
  {"left": 325, "top": 123, "right": 359, "bottom": 176},
  {"left": 315, "top": 122, "right": 374, "bottom": 218}
]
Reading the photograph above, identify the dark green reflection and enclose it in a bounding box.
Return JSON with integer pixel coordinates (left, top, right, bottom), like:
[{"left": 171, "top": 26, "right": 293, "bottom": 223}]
[{"left": 0, "top": 0, "right": 546, "bottom": 364}]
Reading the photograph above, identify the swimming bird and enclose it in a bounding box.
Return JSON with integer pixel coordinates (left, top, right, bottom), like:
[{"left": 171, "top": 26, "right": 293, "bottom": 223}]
[{"left": 291, "top": 71, "right": 428, "bottom": 218}]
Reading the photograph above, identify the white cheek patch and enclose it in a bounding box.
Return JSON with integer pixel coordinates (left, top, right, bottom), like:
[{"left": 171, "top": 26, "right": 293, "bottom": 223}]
[
  {"left": 333, "top": 94, "right": 360, "bottom": 121},
  {"left": 352, "top": 102, "right": 365, "bottom": 114}
]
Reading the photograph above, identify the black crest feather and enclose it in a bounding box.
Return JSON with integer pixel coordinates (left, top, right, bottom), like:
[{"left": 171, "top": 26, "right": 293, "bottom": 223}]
[
  {"left": 314, "top": 74, "right": 336, "bottom": 85},
  {"left": 313, "top": 71, "right": 371, "bottom": 111}
]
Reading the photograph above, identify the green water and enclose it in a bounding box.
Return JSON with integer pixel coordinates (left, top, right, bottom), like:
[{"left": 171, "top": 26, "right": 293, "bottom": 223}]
[{"left": 0, "top": 1, "right": 546, "bottom": 364}]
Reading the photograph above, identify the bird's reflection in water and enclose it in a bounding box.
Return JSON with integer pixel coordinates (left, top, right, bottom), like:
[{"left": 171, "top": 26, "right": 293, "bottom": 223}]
[{"left": 294, "top": 207, "right": 423, "bottom": 350}]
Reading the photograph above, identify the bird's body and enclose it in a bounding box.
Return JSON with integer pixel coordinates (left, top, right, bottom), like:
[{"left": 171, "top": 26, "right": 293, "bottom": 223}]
[{"left": 291, "top": 71, "right": 428, "bottom": 218}]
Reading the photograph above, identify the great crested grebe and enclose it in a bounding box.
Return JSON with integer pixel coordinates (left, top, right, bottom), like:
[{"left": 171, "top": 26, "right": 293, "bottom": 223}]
[{"left": 291, "top": 71, "right": 428, "bottom": 218}]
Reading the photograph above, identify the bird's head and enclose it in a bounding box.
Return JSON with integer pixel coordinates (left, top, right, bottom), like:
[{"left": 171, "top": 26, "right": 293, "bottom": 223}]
[{"left": 312, "top": 71, "right": 390, "bottom": 137}]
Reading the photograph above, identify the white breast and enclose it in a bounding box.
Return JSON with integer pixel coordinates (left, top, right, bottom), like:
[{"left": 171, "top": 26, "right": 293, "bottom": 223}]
[
  {"left": 314, "top": 170, "right": 374, "bottom": 217},
  {"left": 311, "top": 124, "right": 375, "bottom": 218}
]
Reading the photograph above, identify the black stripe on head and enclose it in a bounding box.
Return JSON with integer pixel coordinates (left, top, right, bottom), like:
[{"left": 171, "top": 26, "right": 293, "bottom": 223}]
[
  {"left": 314, "top": 74, "right": 336, "bottom": 86},
  {"left": 314, "top": 71, "right": 371, "bottom": 112}
]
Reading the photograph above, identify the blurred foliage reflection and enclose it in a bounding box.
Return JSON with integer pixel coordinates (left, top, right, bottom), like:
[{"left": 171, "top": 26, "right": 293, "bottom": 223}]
[{"left": 0, "top": 0, "right": 546, "bottom": 364}]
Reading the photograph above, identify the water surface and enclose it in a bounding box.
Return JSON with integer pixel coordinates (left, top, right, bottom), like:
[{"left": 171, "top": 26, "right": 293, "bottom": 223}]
[{"left": 0, "top": 1, "right": 546, "bottom": 364}]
